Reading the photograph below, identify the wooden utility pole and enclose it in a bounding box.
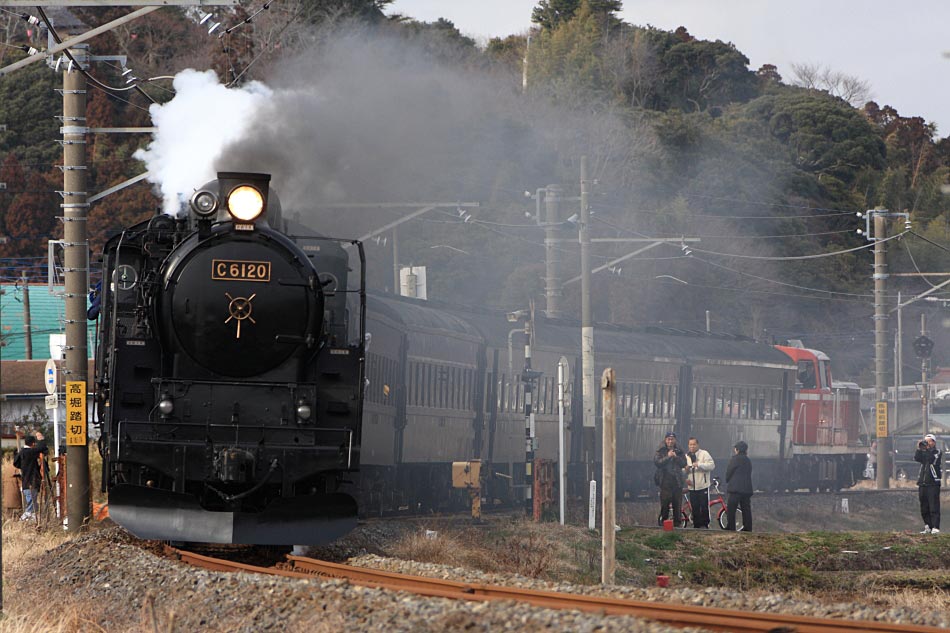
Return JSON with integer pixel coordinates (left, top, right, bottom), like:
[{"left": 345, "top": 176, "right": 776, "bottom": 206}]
[
  {"left": 601, "top": 367, "right": 616, "bottom": 585},
  {"left": 21, "top": 270, "right": 32, "bottom": 360},
  {"left": 63, "top": 59, "right": 91, "bottom": 532}
]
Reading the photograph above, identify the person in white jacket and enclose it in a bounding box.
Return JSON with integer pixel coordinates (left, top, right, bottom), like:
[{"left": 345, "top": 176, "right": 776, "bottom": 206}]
[{"left": 685, "top": 437, "right": 716, "bottom": 528}]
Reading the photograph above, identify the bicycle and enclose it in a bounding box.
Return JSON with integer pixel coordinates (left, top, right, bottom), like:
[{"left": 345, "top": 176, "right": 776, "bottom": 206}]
[{"left": 680, "top": 477, "right": 743, "bottom": 530}]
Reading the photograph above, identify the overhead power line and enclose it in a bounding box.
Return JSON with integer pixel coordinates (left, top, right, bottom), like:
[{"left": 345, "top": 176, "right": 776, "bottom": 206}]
[{"left": 689, "top": 231, "right": 907, "bottom": 261}]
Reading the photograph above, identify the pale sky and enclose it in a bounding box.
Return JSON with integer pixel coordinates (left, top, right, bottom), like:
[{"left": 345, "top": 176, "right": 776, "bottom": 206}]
[{"left": 389, "top": 0, "right": 950, "bottom": 135}]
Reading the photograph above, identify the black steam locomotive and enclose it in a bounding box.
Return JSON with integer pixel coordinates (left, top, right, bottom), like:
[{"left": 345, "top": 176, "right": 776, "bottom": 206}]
[{"left": 94, "top": 172, "right": 366, "bottom": 545}]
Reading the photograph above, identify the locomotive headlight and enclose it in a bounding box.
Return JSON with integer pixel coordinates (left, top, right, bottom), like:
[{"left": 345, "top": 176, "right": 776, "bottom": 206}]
[
  {"left": 227, "top": 185, "right": 264, "bottom": 221},
  {"left": 190, "top": 189, "right": 218, "bottom": 217},
  {"left": 158, "top": 395, "right": 174, "bottom": 416},
  {"left": 296, "top": 399, "right": 312, "bottom": 422}
]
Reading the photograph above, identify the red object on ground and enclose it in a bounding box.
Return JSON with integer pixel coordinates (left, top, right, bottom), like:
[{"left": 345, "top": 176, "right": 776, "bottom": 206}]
[
  {"left": 662, "top": 519, "right": 673, "bottom": 531},
  {"left": 656, "top": 575, "right": 670, "bottom": 587}
]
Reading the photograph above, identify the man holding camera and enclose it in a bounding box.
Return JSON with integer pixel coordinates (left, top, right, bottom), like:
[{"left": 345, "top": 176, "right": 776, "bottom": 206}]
[
  {"left": 654, "top": 431, "right": 687, "bottom": 526},
  {"left": 684, "top": 437, "right": 716, "bottom": 528},
  {"left": 915, "top": 433, "right": 941, "bottom": 534}
]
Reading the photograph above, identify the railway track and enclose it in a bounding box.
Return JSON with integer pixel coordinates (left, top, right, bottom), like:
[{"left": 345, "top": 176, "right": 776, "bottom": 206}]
[{"left": 164, "top": 546, "right": 942, "bottom": 633}]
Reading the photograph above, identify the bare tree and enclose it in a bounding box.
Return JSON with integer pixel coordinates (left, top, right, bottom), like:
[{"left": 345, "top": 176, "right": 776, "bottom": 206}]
[
  {"left": 602, "top": 27, "right": 658, "bottom": 108},
  {"left": 790, "top": 62, "right": 873, "bottom": 107}
]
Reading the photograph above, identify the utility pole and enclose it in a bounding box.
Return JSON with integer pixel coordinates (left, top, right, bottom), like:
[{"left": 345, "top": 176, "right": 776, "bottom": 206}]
[
  {"left": 21, "top": 270, "right": 32, "bottom": 360},
  {"left": 519, "top": 301, "right": 538, "bottom": 517},
  {"left": 63, "top": 57, "right": 90, "bottom": 532},
  {"left": 392, "top": 225, "right": 399, "bottom": 294},
  {"left": 921, "top": 313, "right": 930, "bottom": 436},
  {"left": 580, "top": 156, "right": 596, "bottom": 486},
  {"left": 600, "top": 367, "right": 616, "bottom": 585},
  {"left": 544, "top": 184, "right": 563, "bottom": 318},
  {"left": 894, "top": 292, "right": 901, "bottom": 439},
  {"left": 872, "top": 212, "right": 890, "bottom": 489},
  {"left": 521, "top": 34, "right": 530, "bottom": 93}
]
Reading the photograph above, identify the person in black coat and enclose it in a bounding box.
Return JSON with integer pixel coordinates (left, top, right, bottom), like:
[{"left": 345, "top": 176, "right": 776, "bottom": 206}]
[
  {"left": 654, "top": 431, "right": 687, "bottom": 525},
  {"left": 725, "top": 440, "right": 753, "bottom": 531},
  {"left": 16, "top": 431, "right": 48, "bottom": 520},
  {"left": 915, "top": 433, "right": 941, "bottom": 534}
]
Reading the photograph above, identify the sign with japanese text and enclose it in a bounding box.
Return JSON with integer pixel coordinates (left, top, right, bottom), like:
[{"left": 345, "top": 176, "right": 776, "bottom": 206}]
[
  {"left": 65, "top": 381, "right": 86, "bottom": 446},
  {"left": 875, "top": 401, "right": 888, "bottom": 438}
]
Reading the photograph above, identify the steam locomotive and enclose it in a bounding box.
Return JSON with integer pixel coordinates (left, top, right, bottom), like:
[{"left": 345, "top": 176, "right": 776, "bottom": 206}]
[
  {"left": 93, "top": 172, "right": 867, "bottom": 544},
  {"left": 94, "top": 172, "right": 366, "bottom": 545}
]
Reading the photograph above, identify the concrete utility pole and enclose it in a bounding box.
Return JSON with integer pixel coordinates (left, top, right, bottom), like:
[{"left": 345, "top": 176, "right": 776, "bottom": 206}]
[
  {"left": 600, "top": 367, "right": 616, "bottom": 585},
  {"left": 392, "top": 225, "right": 399, "bottom": 293},
  {"left": 872, "top": 212, "right": 890, "bottom": 490},
  {"left": 63, "top": 61, "right": 90, "bottom": 532},
  {"left": 921, "top": 313, "right": 930, "bottom": 436},
  {"left": 21, "top": 270, "right": 32, "bottom": 360},
  {"left": 894, "top": 292, "right": 901, "bottom": 439},
  {"left": 520, "top": 301, "right": 537, "bottom": 517},
  {"left": 543, "top": 184, "right": 563, "bottom": 318},
  {"left": 580, "top": 156, "right": 596, "bottom": 484}
]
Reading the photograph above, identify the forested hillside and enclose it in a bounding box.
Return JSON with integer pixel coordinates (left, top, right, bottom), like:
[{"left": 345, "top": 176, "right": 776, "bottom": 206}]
[{"left": 1, "top": 0, "right": 948, "bottom": 381}]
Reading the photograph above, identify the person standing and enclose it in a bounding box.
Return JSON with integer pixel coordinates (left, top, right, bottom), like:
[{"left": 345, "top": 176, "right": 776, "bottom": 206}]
[
  {"left": 654, "top": 431, "right": 687, "bottom": 526},
  {"left": 684, "top": 437, "right": 716, "bottom": 528},
  {"left": 725, "top": 440, "right": 753, "bottom": 532},
  {"left": 16, "top": 431, "right": 48, "bottom": 520},
  {"left": 915, "top": 433, "right": 941, "bottom": 534}
]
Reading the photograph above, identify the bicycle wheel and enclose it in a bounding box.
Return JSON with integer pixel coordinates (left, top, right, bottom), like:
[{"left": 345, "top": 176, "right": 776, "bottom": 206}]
[{"left": 717, "top": 507, "right": 744, "bottom": 530}]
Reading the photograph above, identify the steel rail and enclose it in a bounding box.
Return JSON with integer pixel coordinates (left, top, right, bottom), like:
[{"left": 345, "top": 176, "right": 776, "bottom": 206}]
[{"left": 166, "top": 547, "right": 942, "bottom": 633}]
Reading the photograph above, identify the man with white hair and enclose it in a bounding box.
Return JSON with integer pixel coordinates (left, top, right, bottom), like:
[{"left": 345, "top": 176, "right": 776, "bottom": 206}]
[{"left": 915, "top": 433, "right": 942, "bottom": 534}]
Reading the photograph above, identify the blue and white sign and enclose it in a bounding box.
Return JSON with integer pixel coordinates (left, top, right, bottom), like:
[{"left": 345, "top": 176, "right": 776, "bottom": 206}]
[{"left": 45, "top": 358, "right": 57, "bottom": 395}]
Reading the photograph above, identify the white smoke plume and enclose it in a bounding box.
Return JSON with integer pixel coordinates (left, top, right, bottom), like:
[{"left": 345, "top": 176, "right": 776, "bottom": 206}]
[{"left": 133, "top": 69, "right": 273, "bottom": 215}]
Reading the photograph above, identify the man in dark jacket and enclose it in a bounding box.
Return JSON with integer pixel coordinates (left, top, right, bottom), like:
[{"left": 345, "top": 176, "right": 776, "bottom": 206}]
[
  {"left": 16, "top": 431, "right": 48, "bottom": 520},
  {"left": 654, "top": 431, "right": 687, "bottom": 526},
  {"left": 915, "top": 433, "right": 941, "bottom": 534},
  {"left": 725, "top": 440, "right": 753, "bottom": 531}
]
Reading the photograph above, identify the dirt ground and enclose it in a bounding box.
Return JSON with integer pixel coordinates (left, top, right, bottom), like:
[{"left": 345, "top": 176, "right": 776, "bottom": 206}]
[{"left": 606, "top": 481, "right": 934, "bottom": 533}]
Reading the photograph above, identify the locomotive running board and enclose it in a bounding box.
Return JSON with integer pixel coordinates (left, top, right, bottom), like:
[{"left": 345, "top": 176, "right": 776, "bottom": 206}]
[{"left": 108, "top": 485, "right": 357, "bottom": 545}]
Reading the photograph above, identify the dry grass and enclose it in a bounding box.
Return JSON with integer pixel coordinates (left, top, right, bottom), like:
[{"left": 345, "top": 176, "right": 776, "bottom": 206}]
[
  {"left": 0, "top": 517, "right": 89, "bottom": 632},
  {"left": 391, "top": 519, "right": 596, "bottom": 581},
  {"left": 0, "top": 444, "right": 110, "bottom": 632}
]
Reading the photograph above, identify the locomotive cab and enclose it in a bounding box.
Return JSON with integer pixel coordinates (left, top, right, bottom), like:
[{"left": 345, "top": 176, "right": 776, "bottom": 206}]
[{"left": 97, "top": 171, "right": 366, "bottom": 545}]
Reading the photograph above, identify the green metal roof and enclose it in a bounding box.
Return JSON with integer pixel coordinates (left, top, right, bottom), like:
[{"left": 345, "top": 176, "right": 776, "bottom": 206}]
[{"left": 0, "top": 284, "right": 94, "bottom": 360}]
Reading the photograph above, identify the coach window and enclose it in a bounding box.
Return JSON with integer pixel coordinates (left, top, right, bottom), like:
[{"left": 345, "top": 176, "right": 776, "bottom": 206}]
[
  {"left": 449, "top": 367, "right": 457, "bottom": 409},
  {"left": 442, "top": 366, "right": 449, "bottom": 409}
]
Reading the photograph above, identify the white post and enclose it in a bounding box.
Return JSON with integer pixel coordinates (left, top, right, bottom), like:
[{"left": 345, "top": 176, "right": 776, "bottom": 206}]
[
  {"left": 588, "top": 479, "right": 597, "bottom": 530},
  {"left": 558, "top": 360, "right": 566, "bottom": 525},
  {"left": 53, "top": 405, "right": 60, "bottom": 472}
]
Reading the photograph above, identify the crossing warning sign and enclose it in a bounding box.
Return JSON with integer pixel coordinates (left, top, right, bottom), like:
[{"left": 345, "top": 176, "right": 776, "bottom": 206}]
[
  {"left": 875, "top": 401, "right": 888, "bottom": 438},
  {"left": 65, "top": 381, "right": 86, "bottom": 446}
]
